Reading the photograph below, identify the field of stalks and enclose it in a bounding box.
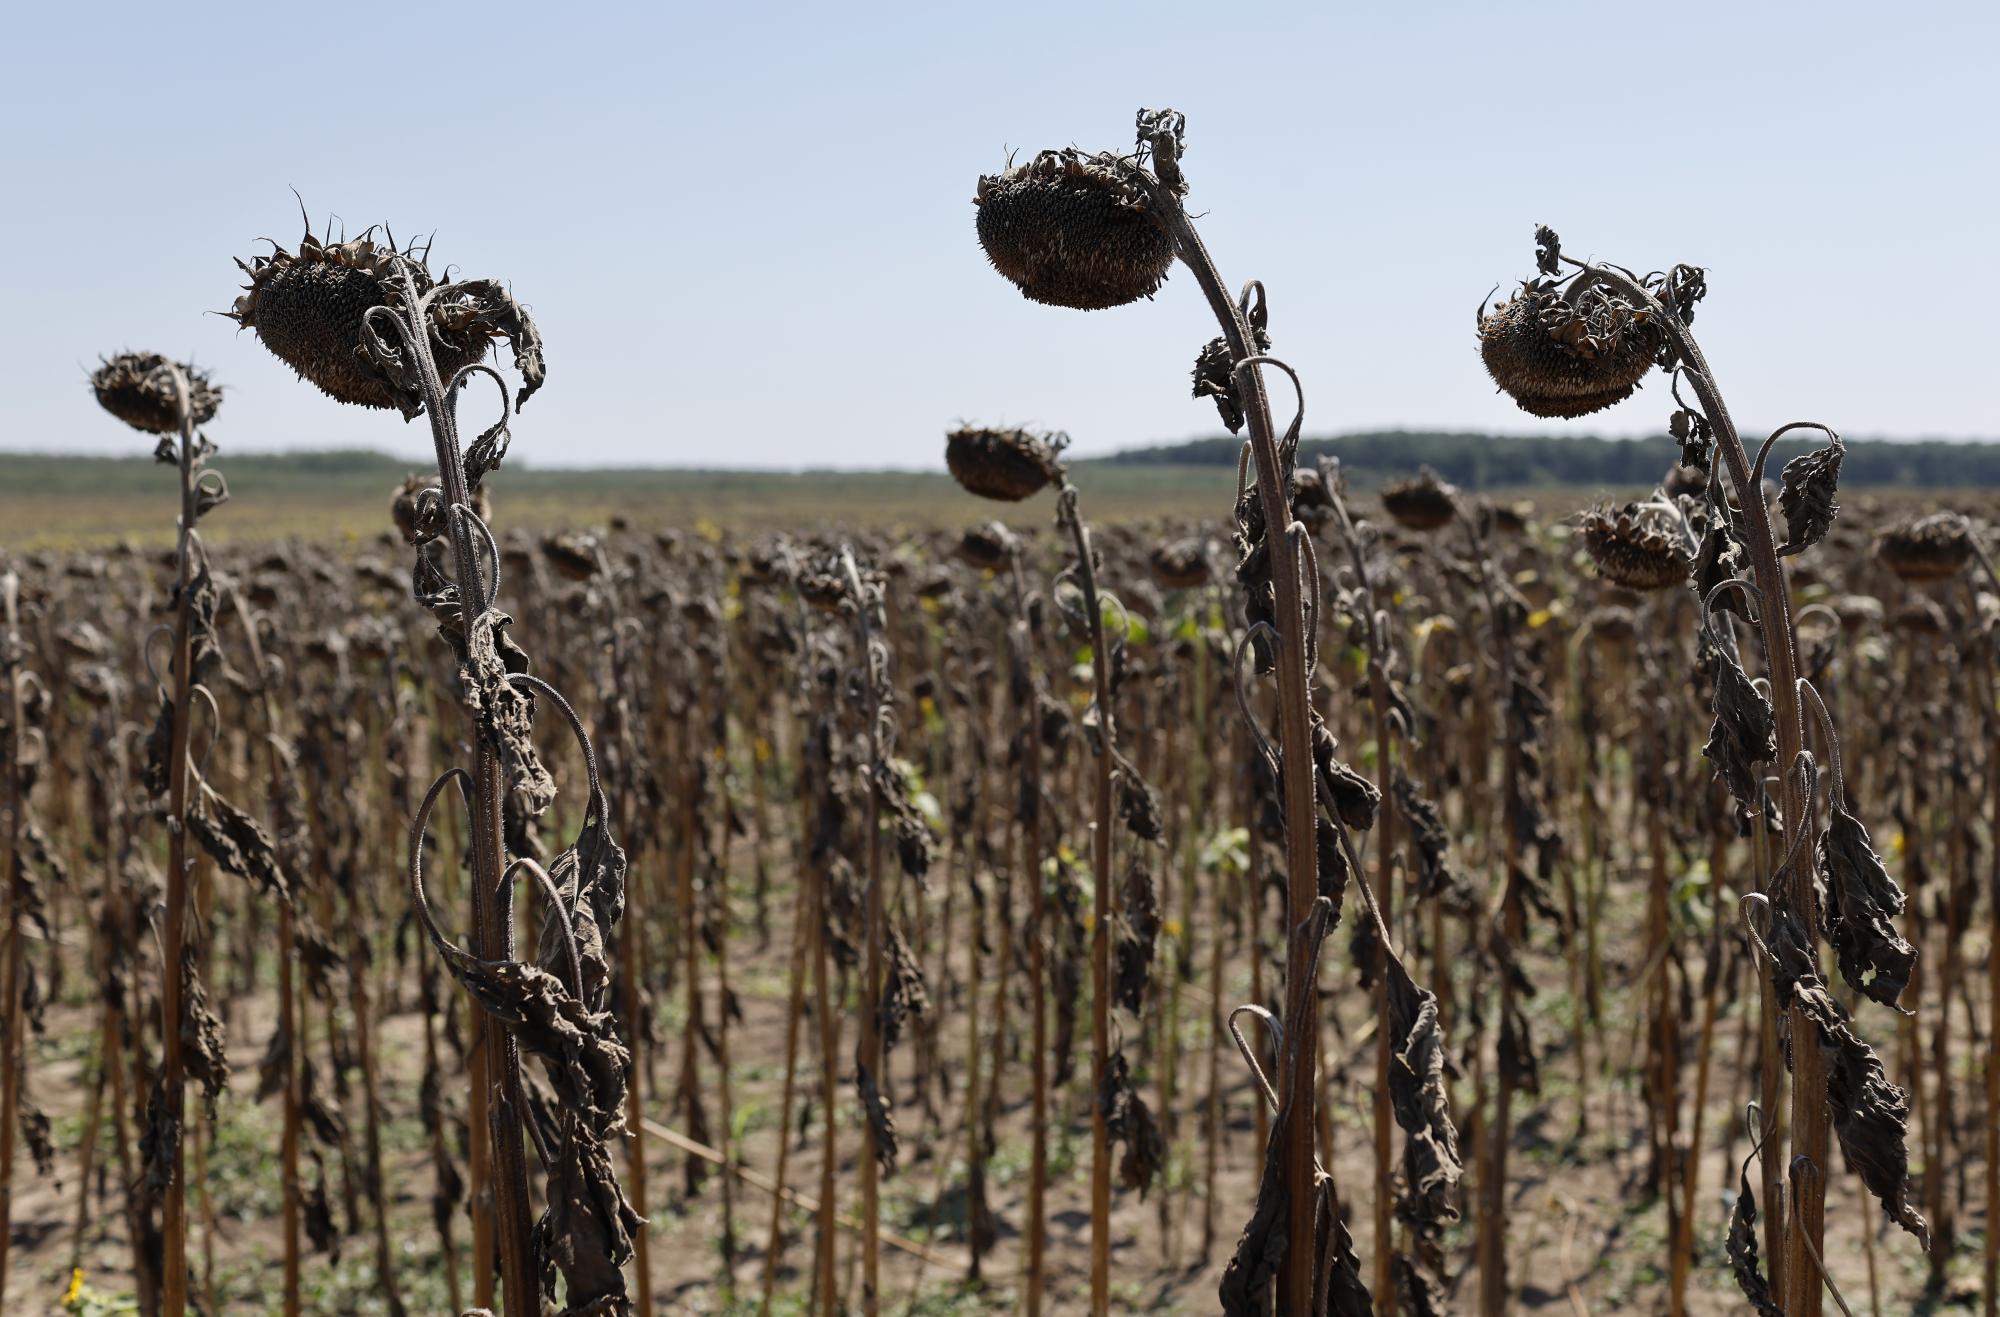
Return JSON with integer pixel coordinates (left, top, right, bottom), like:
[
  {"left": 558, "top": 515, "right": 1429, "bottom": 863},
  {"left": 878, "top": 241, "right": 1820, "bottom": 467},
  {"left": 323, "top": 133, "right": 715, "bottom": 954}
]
[{"left": 3, "top": 108, "right": 1996, "bottom": 1317}]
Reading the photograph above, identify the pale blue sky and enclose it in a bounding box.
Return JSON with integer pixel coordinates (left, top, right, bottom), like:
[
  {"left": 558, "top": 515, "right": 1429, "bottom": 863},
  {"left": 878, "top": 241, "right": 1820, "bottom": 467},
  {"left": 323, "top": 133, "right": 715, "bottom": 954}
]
[{"left": 2, "top": 1, "right": 1992, "bottom": 469}]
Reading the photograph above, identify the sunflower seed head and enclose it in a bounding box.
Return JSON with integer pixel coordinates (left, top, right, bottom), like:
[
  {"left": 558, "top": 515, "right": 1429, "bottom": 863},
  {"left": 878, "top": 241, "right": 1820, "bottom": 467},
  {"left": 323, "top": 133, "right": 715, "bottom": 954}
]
[
  {"left": 230, "top": 219, "right": 545, "bottom": 417},
  {"left": 1578, "top": 503, "right": 1690, "bottom": 592},
  {"left": 92, "top": 353, "right": 221, "bottom": 435},
  {"left": 1874, "top": 513, "right": 1973, "bottom": 582},
  {"left": 975, "top": 149, "right": 1174, "bottom": 311},
  {"left": 1381, "top": 467, "right": 1460, "bottom": 532},
  {"left": 945, "top": 426, "right": 1067, "bottom": 502},
  {"left": 955, "top": 521, "right": 1019, "bottom": 571},
  {"left": 1479, "top": 274, "right": 1662, "bottom": 418}
]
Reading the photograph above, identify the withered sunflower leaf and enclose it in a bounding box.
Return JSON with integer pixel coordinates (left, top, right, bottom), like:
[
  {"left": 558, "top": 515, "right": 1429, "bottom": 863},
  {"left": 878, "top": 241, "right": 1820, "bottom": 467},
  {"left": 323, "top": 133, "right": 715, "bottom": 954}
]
[
  {"left": 1385, "top": 953, "right": 1463, "bottom": 1230},
  {"left": 1702, "top": 642, "right": 1775, "bottom": 809},
  {"left": 1777, "top": 439, "right": 1844, "bottom": 557},
  {"left": 459, "top": 611, "right": 556, "bottom": 816},
  {"left": 188, "top": 783, "right": 290, "bottom": 902},
  {"left": 1819, "top": 802, "right": 1916, "bottom": 1010},
  {"left": 1726, "top": 1155, "right": 1783, "bottom": 1316},
  {"left": 534, "top": 1122, "right": 640, "bottom": 1315}
]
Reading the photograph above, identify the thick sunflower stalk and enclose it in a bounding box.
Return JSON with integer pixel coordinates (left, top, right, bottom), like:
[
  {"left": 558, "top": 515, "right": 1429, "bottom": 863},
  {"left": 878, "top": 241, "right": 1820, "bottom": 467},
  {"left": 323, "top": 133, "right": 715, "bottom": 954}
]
[
  {"left": 1479, "top": 226, "right": 1925, "bottom": 1316},
  {"left": 972, "top": 108, "right": 1442, "bottom": 1313},
  {"left": 232, "top": 220, "right": 635, "bottom": 1317}
]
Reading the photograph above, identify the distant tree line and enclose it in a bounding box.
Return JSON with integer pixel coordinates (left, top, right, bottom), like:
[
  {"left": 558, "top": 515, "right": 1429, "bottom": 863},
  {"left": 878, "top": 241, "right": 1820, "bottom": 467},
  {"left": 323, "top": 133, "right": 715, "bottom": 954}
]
[{"left": 1098, "top": 430, "right": 2000, "bottom": 489}]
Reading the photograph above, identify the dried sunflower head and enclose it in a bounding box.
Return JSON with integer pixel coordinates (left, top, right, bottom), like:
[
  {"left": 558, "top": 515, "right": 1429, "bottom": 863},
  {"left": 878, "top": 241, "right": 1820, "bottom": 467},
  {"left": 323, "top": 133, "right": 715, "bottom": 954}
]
[
  {"left": 1148, "top": 537, "right": 1211, "bottom": 590},
  {"left": 1578, "top": 503, "right": 1689, "bottom": 592},
  {"left": 955, "top": 521, "right": 1019, "bottom": 571},
  {"left": 974, "top": 150, "right": 1174, "bottom": 311},
  {"left": 1380, "top": 467, "right": 1460, "bottom": 531},
  {"left": 541, "top": 532, "right": 600, "bottom": 581},
  {"left": 92, "top": 353, "right": 221, "bottom": 435},
  {"left": 230, "top": 221, "right": 545, "bottom": 418},
  {"left": 945, "top": 426, "right": 1067, "bottom": 502},
  {"left": 1479, "top": 278, "right": 1662, "bottom": 419},
  {"left": 1288, "top": 466, "right": 1334, "bottom": 529},
  {"left": 1874, "top": 514, "right": 1973, "bottom": 582}
]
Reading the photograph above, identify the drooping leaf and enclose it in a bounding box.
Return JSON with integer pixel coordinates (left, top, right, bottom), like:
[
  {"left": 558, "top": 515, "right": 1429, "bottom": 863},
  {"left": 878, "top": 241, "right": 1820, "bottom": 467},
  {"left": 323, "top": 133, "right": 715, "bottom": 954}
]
[
  {"left": 1726, "top": 1150, "right": 1783, "bottom": 1316},
  {"left": 1703, "top": 641, "right": 1776, "bottom": 809},
  {"left": 1385, "top": 954, "right": 1463, "bottom": 1230},
  {"left": 534, "top": 1121, "right": 640, "bottom": 1317},
  {"left": 1777, "top": 438, "right": 1844, "bottom": 557},
  {"left": 188, "top": 782, "right": 290, "bottom": 901},
  {"left": 1114, "top": 857, "right": 1160, "bottom": 1013},
  {"left": 877, "top": 926, "right": 930, "bottom": 1053},
  {"left": 855, "top": 1062, "right": 898, "bottom": 1177},
  {"left": 1818, "top": 801, "right": 1916, "bottom": 1010},
  {"left": 459, "top": 610, "right": 556, "bottom": 816}
]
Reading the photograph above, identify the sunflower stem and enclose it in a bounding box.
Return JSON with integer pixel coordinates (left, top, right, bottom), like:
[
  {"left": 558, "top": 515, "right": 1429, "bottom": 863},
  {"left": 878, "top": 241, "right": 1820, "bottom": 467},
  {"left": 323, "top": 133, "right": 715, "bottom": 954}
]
[
  {"left": 1143, "top": 160, "right": 1326, "bottom": 1314},
  {"left": 1574, "top": 262, "right": 1820, "bottom": 1314},
  {"left": 392, "top": 266, "right": 540, "bottom": 1317}
]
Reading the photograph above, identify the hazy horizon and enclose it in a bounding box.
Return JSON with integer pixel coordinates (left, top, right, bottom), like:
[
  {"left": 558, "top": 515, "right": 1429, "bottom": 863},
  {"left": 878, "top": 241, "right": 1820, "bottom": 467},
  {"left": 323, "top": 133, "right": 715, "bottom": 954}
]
[{"left": 5, "top": 1, "right": 1994, "bottom": 471}]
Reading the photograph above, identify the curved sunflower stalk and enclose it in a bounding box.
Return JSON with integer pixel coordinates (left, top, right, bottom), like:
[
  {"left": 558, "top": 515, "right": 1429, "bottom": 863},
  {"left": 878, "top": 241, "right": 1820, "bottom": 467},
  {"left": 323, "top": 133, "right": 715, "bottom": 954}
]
[
  {"left": 381, "top": 313, "right": 635, "bottom": 1316},
  {"left": 1480, "top": 227, "right": 1924, "bottom": 1316},
  {"left": 972, "top": 107, "right": 1348, "bottom": 1313},
  {"left": 231, "top": 217, "right": 631, "bottom": 1315}
]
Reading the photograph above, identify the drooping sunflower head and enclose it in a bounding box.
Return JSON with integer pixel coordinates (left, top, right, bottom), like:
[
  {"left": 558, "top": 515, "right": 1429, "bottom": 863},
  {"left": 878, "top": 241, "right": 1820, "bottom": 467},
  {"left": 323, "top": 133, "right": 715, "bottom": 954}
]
[
  {"left": 1584, "top": 604, "right": 1639, "bottom": 646},
  {"left": 91, "top": 353, "right": 221, "bottom": 435},
  {"left": 1148, "top": 537, "right": 1211, "bottom": 590},
  {"left": 974, "top": 149, "right": 1175, "bottom": 311},
  {"left": 955, "top": 521, "right": 1020, "bottom": 571},
  {"left": 1479, "top": 276, "right": 1662, "bottom": 419},
  {"left": 1874, "top": 513, "right": 1974, "bottom": 583},
  {"left": 229, "top": 219, "right": 544, "bottom": 418},
  {"left": 945, "top": 426, "right": 1067, "bottom": 502},
  {"left": 1380, "top": 467, "right": 1460, "bottom": 532},
  {"left": 1577, "top": 503, "right": 1689, "bottom": 592}
]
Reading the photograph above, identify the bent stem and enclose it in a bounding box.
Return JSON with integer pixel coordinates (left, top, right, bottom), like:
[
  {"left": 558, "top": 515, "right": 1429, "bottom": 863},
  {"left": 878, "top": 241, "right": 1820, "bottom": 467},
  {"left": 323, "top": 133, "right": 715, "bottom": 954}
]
[
  {"left": 1567, "top": 259, "right": 1821, "bottom": 1312},
  {"left": 1133, "top": 114, "right": 1326, "bottom": 1311}
]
